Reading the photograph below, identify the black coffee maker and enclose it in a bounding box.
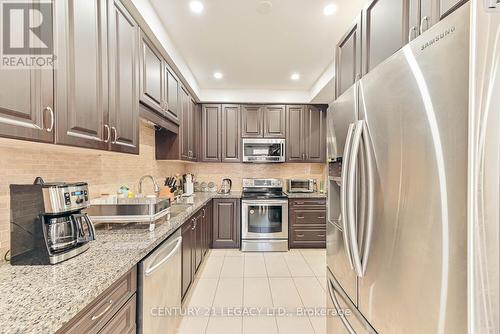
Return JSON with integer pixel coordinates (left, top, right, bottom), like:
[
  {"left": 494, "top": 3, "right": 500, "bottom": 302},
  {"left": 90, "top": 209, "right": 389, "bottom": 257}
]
[{"left": 10, "top": 177, "right": 96, "bottom": 265}]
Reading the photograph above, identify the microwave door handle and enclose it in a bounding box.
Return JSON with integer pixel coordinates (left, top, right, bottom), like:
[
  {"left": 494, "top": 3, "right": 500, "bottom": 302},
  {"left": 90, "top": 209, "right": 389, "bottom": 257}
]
[
  {"left": 347, "top": 121, "right": 364, "bottom": 277},
  {"left": 361, "top": 121, "right": 375, "bottom": 275},
  {"left": 341, "top": 123, "right": 355, "bottom": 269}
]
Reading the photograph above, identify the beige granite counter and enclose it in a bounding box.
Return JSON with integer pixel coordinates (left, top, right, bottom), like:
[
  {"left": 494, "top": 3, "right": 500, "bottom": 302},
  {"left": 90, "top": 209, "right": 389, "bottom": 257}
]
[{"left": 0, "top": 191, "right": 241, "bottom": 334}]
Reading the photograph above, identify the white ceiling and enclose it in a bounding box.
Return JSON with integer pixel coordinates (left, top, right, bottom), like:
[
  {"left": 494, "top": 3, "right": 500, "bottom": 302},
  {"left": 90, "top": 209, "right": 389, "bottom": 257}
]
[{"left": 145, "top": 0, "right": 367, "bottom": 103}]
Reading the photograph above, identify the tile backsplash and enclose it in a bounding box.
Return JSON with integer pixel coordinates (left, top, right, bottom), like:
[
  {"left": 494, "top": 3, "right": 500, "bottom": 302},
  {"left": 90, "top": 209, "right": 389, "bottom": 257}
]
[
  {"left": 0, "top": 122, "right": 186, "bottom": 259},
  {"left": 0, "top": 122, "right": 326, "bottom": 260},
  {"left": 187, "top": 162, "right": 326, "bottom": 191}
]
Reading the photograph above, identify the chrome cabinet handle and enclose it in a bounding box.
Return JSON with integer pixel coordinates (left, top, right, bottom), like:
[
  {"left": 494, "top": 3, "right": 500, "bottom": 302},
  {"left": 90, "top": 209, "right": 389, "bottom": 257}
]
[
  {"left": 111, "top": 126, "right": 117, "bottom": 144},
  {"left": 91, "top": 300, "right": 113, "bottom": 321},
  {"left": 202, "top": 208, "right": 206, "bottom": 218},
  {"left": 44, "top": 106, "right": 54, "bottom": 132},
  {"left": 340, "top": 123, "right": 355, "bottom": 270},
  {"left": 419, "top": 16, "right": 429, "bottom": 34},
  {"left": 318, "top": 234, "right": 325, "bottom": 237},
  {"left": 104, "top": 124, "right": 110, "bottom": 143},
  {"left": 408, "top": 26, "right": 417, "bottom": 42},
  {"left": 318, "top": 216, "right": 325, "bottom": 219},
  {"left": 296, "top": 234, "right": 304, "bottom": 237},
  {"left": 297, "top": 216, "right": 304, "bottom": 219}
]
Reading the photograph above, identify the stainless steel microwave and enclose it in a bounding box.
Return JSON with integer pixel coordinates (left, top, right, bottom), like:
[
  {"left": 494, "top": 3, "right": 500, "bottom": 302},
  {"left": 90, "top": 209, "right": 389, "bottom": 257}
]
[{"left": 242, "top": 138, "right": 285, "bottom": 163}]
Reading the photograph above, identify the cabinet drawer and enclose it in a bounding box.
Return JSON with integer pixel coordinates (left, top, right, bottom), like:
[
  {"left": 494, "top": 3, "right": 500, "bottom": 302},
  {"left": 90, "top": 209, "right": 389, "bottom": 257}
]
[
  {"left": 58, "top": 267, "right": 137, "bottom": 334},
  {"left": 291, "top": 210, "right": 326, "bottom": 227},
  {"left": 290, "top": 199, "right": 326, "bottom": 208},
  {"left": 99, "top": 294, "right": 136, "bottom": 334},
  {"left": 292, "top": 229, "right": 327, "bottom": 241}
]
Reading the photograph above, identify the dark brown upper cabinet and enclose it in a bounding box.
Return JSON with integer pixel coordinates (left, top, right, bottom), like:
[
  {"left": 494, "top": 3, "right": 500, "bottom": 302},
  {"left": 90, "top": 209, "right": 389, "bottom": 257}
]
[
  {"left": 180, "top": 88, "right": 197, "bottom": 161},
  {"left": 164, "top": 65, "right": 179, "bottom": 122},
  {"left": 335, "top": 14, "right": 362, "bottom": 99},
  {"left": 0, "top": 1, "right": 53, "bottom": 143},
  {"left": 241, "top": 105, "right": 286, "bottom": 138},
  {"left": 286, "top": 105, "right": 326, "bottom": 163},
  {"left": 221, "top": 104, "right": 241, "bottom": 162},
  {"left": 108, "top": 0, "right": 140, "bottom": 154},
  {"left": 409, "top": 0, "right": 465, "bottom": 41},
  {"left": 304, "top": 105, "right": 326, "bottom": 162},
  {"left": 201, "top": 104, "right": 222, "bottom": 162},
  {"left": 362, "top": 0, "right": 410, "bottom": 74},
  {"left": 55, "top": 0, "right": 109, "bottom": 150},
  {"left": 286, "top": 105, "right": 306, "bottom": 161},
  {"left": 140, "top": 33, "right": 164, "bottom": 114},
  {"left": 263, "top": 105, "right": 286, "bottom": 138},
  {"left": 241, "top": 105, "right": 263, "bottom": 138}
]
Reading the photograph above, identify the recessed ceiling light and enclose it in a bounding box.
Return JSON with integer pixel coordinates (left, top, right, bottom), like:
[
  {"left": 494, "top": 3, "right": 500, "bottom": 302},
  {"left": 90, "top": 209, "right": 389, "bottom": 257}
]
[
  {"left": 323, "top": 3, "right": 337, "bottom": 16},
  {"left": 213, "top": 72, "right": 223, "bottom": 79},
  {"left": 189, "top": 1, "right": 204, "bottom": 14},
  {"left": 291, "top": 73, "right": 300, "bottom": 81}
]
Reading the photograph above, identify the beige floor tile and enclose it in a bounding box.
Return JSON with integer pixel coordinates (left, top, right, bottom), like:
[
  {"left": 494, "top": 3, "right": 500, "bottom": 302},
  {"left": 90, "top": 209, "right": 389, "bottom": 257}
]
[
  {"left": 244, "top": 252, "right": 264, "bottom": 258},
  {"left": 242, "top": 316, "right": 278, "bottom": 334},
  {"left": 206, "top": 316, "right": 242, "bottom": 334},
  {"left": 185, "top": 278, "right": 218, "bottom": 308},
  {"left": 283, "top": 252, "right": 315, "bottom": 277},
  {"left": 225, "top": 249, "right": 245, "bottom": 257},
  {"left": 209, "top": 249, "right": 227, "bottom": 257},
  {"left": 243, "top": 277, "right": 273, "bottom": 308},
  {"left": 177, "top": 315, "right": 209, "bottom": 334},
  {"left": 220, "top": 256, "right": 245, "bottom": 278},
  {"left": 300, "top": 250, "right": 327, "bottom": 278},
  {"left": 269, "top": 277, "right": 303, "bottom": 311},
  {"left": 212, "top": 278, "right": 244, "bottom": 309},
  {"left": 199, "top": 255, "right": 225, "bottom": 278},
  {"left": 275, "top": 316, "right": 315, "bottom": 334},
  {"left": 293, "top": 277, "right": 326, "bottom": 308},
  {"left": 309, "top": 316, "right": 327, "bottom": 334},
  {"left": 263, "top": 253, "right": 291, "bottom": 277},
  {"left": 244, "top": 256, "right": 267, "bottom": 277},
  {"left": 317, "top": 277, "right": 327, "bottom": 292}
]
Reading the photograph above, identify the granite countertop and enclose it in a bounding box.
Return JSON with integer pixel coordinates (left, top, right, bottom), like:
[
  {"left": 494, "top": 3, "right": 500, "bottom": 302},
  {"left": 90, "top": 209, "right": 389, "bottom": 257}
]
[
  {"left": 284, "top": 191, "right": 327, "bottom": 199},
  {"left": 0, "top": 191, "right": 241, "bottom": 334}
]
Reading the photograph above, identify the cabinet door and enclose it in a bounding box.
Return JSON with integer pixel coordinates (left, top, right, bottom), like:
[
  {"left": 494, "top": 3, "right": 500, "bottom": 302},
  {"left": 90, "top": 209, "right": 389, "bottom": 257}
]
[
  {"left": 0, "top": 2, "right": 53, "bottom": 143},
  {"left": 362, "top": 0, "right": 409, "bottom": 74},
  {"left": 195, "top": 213, "right": 203, "bottom": 272},
  {"left": 108, "top": 0, "right": 140, "bottom": 154},
  {"left": 263, "top": 105, "right": 286, "bottom": 138},
  {"left": 305, "top": 106, "right": 326, "bottom": 162},
  {"left": 180, "top": 88, "right": 190, "bottom": 160},
  {"left": 408, "top": 0, "right": 421, "bottom": 42},
  {"left": 212, "top": 199, "right": 240, "bottom": 249},
  {"left": 165, "top": 66, "right": 179, "bottom": 122},
  {"left": 335, "top": 15, "right": 362, "bottom": 98},
  {"left": 201, "top": 104, "right": 221, "bottom": 162},
  {"left": 286, "top": 105, "right": 306, "bottom": 162},
  {"left": 206, "top": 202, "right": 213, "bottom": 249},
  {"left": 241, "top": 105, "right": 263, "bottom": 137},
  {"left": 189, "top": 99, "right": 198, "bottom": 161},
  {"left": 221, "top": 104, "right": 241, "bottom": 162},
  {"left": 181, "top": 222, "right": 193, "bottom": 299},
  {"left": 99, "top": 295, "right": 136, "bottom": 334},
  {"left": 55, "top": 0, "right": 108, "bottom": 150},
  {"left": 140, "top": 34, "right": 163, "bottom": 114}
]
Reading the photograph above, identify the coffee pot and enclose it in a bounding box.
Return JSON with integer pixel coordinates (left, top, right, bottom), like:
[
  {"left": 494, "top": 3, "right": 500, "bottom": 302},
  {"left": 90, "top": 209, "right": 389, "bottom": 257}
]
[{"left": 220, "top": 178, "right": 232, "bottom": 194}]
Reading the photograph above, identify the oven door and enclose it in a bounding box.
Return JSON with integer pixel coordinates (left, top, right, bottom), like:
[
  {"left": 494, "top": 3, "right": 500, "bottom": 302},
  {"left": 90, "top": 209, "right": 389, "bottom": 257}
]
[{"left": 242, "top": 199, "right": 288, "bottom": 239}]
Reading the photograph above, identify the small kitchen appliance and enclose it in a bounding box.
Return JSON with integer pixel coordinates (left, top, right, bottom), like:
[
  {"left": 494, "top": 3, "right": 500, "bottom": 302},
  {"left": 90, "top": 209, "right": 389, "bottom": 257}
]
[
  {"left": 287, "top": 179, "right": 316, "bottom": 193},
  {"left": 219, "top": 178, "right": 232, "bottom": 194},
  {"left": 10, "top": 177, "right": 96, "bottom": 265},
  {"left": 241, "top": 178, "right": 288, "bottom": 252},
  {"left": 242, "top": 138, "right": 285, "bottom": 163},
  {"left": 182, "top": 174, "right": 194, "bottom": 197}
]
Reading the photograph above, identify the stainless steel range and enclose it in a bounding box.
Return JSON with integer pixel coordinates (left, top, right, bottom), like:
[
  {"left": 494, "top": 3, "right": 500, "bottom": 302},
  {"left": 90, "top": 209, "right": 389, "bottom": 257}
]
[{"left": 241, "top": 178, "right": 288, "bottom": 252}]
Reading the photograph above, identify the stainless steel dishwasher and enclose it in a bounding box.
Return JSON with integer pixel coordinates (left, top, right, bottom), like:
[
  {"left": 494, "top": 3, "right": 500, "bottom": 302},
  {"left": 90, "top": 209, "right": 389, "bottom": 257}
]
[{"left": 138, "top": 229, "right": 182, "bottom": 334}]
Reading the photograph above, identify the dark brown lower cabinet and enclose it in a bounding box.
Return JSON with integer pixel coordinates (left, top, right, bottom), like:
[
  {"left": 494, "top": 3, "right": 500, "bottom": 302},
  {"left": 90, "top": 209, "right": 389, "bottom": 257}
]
[
  {"left": 181, "top": 220, "right": 194, "bottom": 299},
  {"left": 212, "top": 199, "right": 240, "bottom": 249},
  {"left": 194, "top": 212, "right": 203, "bottom": 273},
  {"left": 57, "top": 267, "right": 137, "bottom": 334},
  {"left": 289, "top": 198, "right": 327, "bottom": 248}
]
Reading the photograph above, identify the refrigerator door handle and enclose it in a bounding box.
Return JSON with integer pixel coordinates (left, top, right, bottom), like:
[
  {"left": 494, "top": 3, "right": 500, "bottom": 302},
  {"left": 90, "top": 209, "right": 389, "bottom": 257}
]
[
  {"left": 361, "top": 121, "right": 375, "bottom": 275},
  {"left": 341, "top": 123, "right": 356, "bottom": 269},
  {"left": 347, "top": 120, "right": 365, "bottom": 277},
  {"left": 327, "top": 277, "right": 356, "bottom": 334}
]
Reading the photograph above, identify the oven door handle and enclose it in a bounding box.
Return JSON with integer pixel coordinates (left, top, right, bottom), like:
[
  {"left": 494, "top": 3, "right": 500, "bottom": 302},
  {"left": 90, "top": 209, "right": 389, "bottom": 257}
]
[{"left": 242, "top": 199, "right": 288, "bottom": 205}]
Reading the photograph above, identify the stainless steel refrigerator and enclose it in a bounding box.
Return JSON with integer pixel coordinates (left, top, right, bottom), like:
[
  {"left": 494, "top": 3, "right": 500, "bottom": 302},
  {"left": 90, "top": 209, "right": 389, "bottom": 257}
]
[{"left": 326, "top": 3, "right": 469, "bottom": 333}]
